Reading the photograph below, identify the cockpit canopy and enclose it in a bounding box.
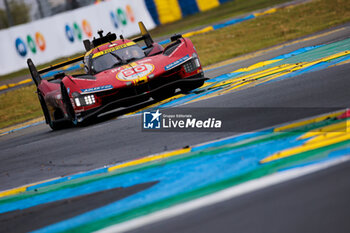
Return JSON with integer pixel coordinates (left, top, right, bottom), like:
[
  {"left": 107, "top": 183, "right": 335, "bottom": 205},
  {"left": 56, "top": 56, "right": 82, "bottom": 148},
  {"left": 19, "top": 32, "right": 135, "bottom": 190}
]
[{"left": 84, "top": 44, "right": 146, "bottom": 74}]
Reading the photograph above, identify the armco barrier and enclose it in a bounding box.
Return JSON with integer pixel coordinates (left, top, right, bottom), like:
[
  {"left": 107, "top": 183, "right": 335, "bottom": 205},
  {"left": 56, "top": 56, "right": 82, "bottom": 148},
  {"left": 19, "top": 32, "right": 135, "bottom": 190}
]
[
  {"left": 0, "top": 0, "right": 156, "bottom": 76},
  {"left": 145, "top": 0, "right": 232, "bottom": 25}
]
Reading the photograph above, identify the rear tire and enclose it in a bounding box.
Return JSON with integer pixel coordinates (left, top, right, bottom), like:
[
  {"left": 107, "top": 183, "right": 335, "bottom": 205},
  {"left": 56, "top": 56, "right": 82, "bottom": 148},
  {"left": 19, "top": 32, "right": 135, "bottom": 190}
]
[{"left": 38, "top": 93, "right": 66, "bottom": 130}]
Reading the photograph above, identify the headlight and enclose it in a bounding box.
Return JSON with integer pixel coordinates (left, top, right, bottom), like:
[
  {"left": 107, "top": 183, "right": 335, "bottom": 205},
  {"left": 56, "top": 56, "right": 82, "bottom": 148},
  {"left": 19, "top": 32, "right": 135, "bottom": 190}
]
[
  {"left": 84, "top": 95, "right": 95, "bottom": 105},
  {"left": 74, "top": 94, "right": 96, "bottom": 107},
  {"left": 194, "top": 58, "right": 200, "bottom": 68},
  {"left": 192, "top": 53, "right": 200, "bottom": 68},
  {"left": 74, "top": 98, "right": 81, "bottom": 107},
  {"left": 183, "top": 59, "right": 199, "bottom": 73},
  {"left": 182, "top": 54, "right": 201, "bottom": 73}
]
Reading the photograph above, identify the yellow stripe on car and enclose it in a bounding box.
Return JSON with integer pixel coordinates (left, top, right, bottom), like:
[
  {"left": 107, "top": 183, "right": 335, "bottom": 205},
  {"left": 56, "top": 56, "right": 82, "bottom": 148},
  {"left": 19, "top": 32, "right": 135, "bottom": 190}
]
[{"left": 92, "top": 42, "right": 136, "bottom": 58}]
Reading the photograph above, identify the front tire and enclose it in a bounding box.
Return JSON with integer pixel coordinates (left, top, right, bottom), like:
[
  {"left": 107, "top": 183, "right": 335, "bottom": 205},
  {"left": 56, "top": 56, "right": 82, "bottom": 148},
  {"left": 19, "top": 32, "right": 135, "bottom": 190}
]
[
  {"left": 151, "top": 88, "right": 175, "bottom": 101},
  {"left": 60, "top": 83, "right": 77, "bottom": 124},
  {"left": 180, "top": 79, "right": 205, "bottom": 93}
]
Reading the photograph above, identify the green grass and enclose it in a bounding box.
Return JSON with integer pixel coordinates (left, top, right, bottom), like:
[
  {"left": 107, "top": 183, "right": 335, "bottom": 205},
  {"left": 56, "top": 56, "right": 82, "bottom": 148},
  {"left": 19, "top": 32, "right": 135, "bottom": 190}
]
[
  {"left": 192, "top": 0, "right": 350, "bottom": 67},
  {"left": 0, "top": 52, "right": 84, "bottom": 82},
  {"left": 1, "top": 0, "right": 350, "bottom": 129},
  {"left": 0, "top": 85, "right": 42, "bottom": 129}
]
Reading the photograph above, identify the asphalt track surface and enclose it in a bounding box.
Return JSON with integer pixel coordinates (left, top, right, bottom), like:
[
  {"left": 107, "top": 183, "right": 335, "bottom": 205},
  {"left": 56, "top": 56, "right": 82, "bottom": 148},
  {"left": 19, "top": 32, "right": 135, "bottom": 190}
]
[
  {"left": 0, "top": 25, "right": 350, "bottom": 232},
  {"left": 1, "top": 181, "right": 158, "bottom": 233},
  {"left": 1, "top": 62, "right": 349, "bottom": 189},
  {"left": 1, "top": 25, "right": 350, "bottom": 190},
  {"left": 133, "top": 159, "right": 350, "bottom": 233}
]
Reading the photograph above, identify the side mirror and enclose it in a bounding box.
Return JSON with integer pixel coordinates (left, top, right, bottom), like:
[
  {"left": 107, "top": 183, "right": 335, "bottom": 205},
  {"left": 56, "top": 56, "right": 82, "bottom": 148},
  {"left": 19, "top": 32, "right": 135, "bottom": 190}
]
[
  {"left": 54, "top": 72, "right": 66, "bottom": 79},
  {"left": 171, "top": 34, "right": 182, "bottom": 42},
  {"left": 83, "top": 39, "right": 92, "bottom": 51}
]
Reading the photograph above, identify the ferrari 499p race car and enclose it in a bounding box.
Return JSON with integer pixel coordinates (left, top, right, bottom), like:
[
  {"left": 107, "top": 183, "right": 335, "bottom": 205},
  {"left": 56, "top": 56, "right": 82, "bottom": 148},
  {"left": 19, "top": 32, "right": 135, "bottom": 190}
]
[{"left": 28, "top": 22, "right": 206, "bottom": 130}]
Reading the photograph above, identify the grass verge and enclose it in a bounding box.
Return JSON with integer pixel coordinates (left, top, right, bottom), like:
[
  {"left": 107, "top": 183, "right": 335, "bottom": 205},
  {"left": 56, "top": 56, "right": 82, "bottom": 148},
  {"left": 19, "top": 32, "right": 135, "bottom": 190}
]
[
  {"left": 192, "top": 0, "right": 350, "bottom": 67},
  {"left": 1, "top": 0, "right": 350, "bottom": 130},
  {"left": 0, "top": 52, "right": 84, "bottom": 82},
  {"left": 0, "top": 85, "right": 42, "bottom": 129}
]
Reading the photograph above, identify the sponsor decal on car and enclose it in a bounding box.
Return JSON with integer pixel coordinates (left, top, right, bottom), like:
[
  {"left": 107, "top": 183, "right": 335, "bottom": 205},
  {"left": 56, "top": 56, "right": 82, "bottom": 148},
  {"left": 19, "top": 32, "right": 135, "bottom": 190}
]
[
  {"left": 164, "top": 55, "right": 190, "bottom": 71},
  {"left": 92, "top": 42, "right": 136, "bottom": 58},
  {"left": 80, "top": 84, "right": 113, "bottom": 94},
  {"left": 117, "top": 63, "right": 154, "bottom": 81}
]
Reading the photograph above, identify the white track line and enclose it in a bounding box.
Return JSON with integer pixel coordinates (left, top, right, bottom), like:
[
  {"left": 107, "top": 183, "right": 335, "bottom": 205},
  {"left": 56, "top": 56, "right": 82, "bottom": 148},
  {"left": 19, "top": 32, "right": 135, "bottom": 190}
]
[{"left": 95, "top": 156, "right": 350, "bottom": 233}]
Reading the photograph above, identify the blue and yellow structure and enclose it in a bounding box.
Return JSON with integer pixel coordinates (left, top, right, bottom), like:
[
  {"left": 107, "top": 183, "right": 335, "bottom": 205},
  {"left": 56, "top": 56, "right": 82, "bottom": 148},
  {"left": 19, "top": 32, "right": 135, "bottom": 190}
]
[{"left": 144, "top": 0, "right": 232, "bottom": 25}]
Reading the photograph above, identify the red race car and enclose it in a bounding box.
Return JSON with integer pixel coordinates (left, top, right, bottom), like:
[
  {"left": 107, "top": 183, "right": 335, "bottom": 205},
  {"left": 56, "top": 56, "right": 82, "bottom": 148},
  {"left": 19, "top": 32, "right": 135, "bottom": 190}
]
[{"left": 28, "top": 22, "right": 206, "bottom": 130}]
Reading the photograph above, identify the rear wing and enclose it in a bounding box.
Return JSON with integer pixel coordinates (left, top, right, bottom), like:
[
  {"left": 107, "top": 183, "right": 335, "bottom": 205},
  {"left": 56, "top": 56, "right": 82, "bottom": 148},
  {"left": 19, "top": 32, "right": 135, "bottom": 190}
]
[
  {"left": 132, "top": 21, "right": 154, "bottom": 48},
  {"left": 27, "top": 55, "right": 84, "bottom": 86}
]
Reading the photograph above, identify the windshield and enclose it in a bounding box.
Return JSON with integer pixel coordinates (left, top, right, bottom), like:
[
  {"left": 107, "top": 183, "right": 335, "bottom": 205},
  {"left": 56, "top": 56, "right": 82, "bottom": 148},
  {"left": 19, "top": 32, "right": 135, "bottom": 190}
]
[{"left": 91, "top": 45, "right": 145, "bottom": 73}]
